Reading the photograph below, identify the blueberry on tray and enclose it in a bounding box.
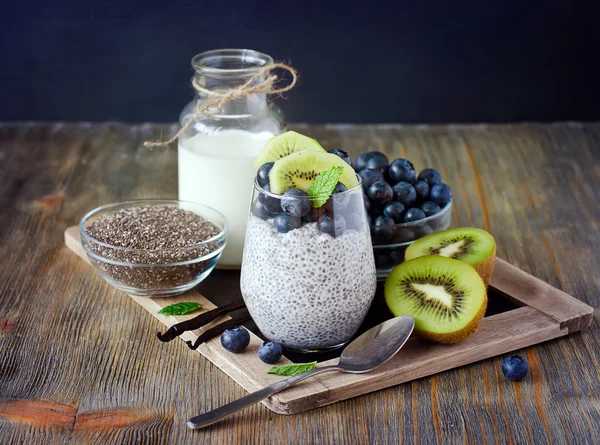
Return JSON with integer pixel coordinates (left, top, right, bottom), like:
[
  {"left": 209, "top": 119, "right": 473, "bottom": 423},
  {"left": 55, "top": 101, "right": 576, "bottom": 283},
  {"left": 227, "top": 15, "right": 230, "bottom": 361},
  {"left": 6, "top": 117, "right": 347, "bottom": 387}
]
[{"left": 221, "top": 327, "right": 250, "bottom": 353}]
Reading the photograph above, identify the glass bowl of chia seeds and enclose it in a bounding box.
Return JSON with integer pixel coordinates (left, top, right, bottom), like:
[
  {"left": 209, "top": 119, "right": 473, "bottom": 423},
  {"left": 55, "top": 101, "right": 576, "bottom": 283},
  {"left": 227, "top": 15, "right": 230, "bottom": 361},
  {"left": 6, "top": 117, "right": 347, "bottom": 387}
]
[
  {"left": 372, "top": 200, "right": 452, "bottom": 280},
  {"left": 79, "top": 199, "right": 228, "bottom": 297}
]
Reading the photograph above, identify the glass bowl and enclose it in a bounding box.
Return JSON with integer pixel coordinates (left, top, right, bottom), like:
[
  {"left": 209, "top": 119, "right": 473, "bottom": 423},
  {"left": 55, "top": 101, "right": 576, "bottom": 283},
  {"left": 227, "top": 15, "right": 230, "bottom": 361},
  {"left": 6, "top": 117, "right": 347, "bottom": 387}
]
[
  {"left": 79, "top": 199, "right": 228, "bottom": 297},
  {"left": 371, "top": 201, "right": 452, "bottom": 280}
]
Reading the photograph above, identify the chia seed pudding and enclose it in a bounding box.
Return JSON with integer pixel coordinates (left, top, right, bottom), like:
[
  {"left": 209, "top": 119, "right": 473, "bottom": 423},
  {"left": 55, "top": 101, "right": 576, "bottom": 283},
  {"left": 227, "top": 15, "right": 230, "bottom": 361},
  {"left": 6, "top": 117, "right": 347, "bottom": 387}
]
[
  {"left": 81, "top": 203, "right": 226, "bottom": 296},
  {"left": 240, "top": 215, "right": 377, "bottom": 351}
]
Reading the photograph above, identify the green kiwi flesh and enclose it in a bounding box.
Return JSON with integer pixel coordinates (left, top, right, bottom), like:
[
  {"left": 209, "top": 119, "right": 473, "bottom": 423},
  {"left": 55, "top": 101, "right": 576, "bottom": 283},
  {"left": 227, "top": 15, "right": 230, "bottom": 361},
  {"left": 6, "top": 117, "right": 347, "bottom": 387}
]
[
  {"left": 405, "top": 227, "right": 496, "bottom": 286},
  {"left": 253, "top": 131, "right": 326, "bottom": 168},
  {"left": 385, "top": 255, "right": 487, "bottom": 344},
  {"left": 269, "top": 150, "right": 359, "bottom": 194}
]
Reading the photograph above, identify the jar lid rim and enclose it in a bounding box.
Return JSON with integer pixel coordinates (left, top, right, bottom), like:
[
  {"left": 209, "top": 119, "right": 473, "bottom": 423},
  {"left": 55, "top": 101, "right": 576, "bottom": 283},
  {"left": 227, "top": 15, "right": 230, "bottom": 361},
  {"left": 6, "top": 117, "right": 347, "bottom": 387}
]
[{"left": 192, "top": 49, "right": 274, "bottom": 75}]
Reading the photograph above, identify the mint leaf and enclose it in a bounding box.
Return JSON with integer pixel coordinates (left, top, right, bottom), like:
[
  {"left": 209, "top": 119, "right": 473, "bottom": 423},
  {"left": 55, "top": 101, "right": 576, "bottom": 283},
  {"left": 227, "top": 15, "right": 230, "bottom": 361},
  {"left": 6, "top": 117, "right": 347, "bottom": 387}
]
[
  {"left": 307, "top": 166, "right": 344, "bottom": 208},
  {"left": 158, "top": 302, "right": 201, "bottom": 316},
  {"left": 268, "top": 361, "right": 317, "bottom": 377}
]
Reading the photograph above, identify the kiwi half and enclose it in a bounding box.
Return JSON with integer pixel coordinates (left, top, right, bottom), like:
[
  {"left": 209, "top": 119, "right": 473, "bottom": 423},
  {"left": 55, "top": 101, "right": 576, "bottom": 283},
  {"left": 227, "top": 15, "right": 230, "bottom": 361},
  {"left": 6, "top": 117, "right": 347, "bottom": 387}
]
[
  {"left": 269, "top": 151, "right": 359, "bottom": 194},
  {"left": 254, "top": 131, "right": 326, "bottom": 168},
  {"left": 385, "top": 256, "right": 487, "bottom": 344},
  {"left": 405, "top": 227, "right": 496, "bottom": 287}
]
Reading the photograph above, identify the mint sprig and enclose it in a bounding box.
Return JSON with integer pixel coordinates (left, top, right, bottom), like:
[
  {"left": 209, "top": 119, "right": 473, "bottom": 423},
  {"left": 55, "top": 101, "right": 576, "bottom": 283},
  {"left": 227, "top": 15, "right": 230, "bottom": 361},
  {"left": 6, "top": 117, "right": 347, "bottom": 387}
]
[
  {"left": 268, "top": 361, "right": 317, "bottom": 377},
  {"left": 307, "top": 166, "right": 344, "bottom": 208},
  {"left": 158, "top": 302, "right": 202, "bottom": 316}
]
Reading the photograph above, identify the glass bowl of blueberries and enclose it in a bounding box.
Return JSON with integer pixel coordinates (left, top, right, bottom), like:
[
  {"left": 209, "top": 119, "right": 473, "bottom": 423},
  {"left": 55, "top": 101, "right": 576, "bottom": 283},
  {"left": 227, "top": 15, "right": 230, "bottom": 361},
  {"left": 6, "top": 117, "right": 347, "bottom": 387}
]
[{"left": 338, "top": 150, "right": 453, "bottom": 280}]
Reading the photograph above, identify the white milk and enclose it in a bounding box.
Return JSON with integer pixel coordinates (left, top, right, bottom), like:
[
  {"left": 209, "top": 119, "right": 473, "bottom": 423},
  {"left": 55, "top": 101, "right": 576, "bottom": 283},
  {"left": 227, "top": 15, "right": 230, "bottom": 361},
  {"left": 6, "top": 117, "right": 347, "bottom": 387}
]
[{"left": 178, "top": 129, "right": 274, "bottom": 267}]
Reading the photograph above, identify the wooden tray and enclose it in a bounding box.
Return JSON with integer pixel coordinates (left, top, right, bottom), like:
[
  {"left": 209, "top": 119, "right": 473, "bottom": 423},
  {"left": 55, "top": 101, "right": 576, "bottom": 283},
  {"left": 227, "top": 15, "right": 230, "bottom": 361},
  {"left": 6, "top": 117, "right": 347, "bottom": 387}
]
[{"left": 64, "top": 226, "right": 594, "bottom": 415}]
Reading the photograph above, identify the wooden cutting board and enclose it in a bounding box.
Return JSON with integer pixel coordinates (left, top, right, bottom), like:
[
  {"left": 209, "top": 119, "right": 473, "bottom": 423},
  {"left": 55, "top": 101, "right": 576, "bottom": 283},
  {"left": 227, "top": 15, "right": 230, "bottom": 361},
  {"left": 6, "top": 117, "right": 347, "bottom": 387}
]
[{"left": 64, "top": 226, "right": 594, "bottom": 415}]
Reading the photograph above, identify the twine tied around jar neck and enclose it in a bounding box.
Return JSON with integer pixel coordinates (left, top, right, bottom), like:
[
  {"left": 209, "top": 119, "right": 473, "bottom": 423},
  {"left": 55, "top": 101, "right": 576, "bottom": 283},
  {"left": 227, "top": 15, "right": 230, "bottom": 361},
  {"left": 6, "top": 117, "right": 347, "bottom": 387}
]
[{"left": 144, "top": 63, "right": 298, "bottom": 148}]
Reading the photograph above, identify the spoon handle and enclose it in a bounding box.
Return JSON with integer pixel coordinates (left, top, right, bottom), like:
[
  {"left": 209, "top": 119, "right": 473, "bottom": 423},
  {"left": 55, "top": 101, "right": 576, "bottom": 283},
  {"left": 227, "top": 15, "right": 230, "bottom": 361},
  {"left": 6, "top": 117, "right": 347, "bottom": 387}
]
[{"left": 187, "top": 365, "right": 339, "bottom": 429}]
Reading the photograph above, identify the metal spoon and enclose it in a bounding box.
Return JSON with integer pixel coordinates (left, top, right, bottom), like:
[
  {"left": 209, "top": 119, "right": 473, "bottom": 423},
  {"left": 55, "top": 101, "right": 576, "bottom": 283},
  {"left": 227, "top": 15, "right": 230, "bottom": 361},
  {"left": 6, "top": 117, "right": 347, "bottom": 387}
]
[{"left": 187, "top": 315, "right": 415, "bottom": 429}]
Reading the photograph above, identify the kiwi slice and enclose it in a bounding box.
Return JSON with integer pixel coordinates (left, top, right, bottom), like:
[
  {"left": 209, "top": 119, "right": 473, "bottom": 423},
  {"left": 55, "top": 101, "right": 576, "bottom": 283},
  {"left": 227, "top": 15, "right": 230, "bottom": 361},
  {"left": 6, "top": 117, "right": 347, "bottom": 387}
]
[
  {"left": 254, "top": 131, "right": 326, "bottom": 168},
  {"left": 385, "top": 256, "right": 487, "bottom": 344},
  {"left": 405, "top": 227, "right": 496, "bottom": 287},
  {"left": 269, "top": 151, "right": 359, "bottom": 194}
]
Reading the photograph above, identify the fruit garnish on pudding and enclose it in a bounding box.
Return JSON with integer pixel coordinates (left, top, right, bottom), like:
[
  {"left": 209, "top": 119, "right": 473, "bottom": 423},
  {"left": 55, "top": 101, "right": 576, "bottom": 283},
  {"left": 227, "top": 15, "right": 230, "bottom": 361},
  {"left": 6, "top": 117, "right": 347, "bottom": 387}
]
[
  {"left": 253, "top": 131, "right": 326, "bottom": 168},
  {"left": 268, "top": 151, "right": 358, "bottom": 194},
  {"left": 251, "top": 132, "right": 362, "bottom": 237}
]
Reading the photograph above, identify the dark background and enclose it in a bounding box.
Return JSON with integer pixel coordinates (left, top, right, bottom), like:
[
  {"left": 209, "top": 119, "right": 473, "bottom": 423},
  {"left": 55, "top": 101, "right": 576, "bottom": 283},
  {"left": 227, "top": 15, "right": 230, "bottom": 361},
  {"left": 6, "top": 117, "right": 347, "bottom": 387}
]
[{"left": 1, "top": 1, "right": 599, "bottom": 123}]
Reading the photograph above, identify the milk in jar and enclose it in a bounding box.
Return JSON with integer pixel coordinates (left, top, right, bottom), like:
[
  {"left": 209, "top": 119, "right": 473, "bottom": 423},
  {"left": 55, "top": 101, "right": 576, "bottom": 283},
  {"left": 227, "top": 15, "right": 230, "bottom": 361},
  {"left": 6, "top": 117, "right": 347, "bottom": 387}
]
[{"left": 178, "top": 129, "right": 274, "bottom": 266}]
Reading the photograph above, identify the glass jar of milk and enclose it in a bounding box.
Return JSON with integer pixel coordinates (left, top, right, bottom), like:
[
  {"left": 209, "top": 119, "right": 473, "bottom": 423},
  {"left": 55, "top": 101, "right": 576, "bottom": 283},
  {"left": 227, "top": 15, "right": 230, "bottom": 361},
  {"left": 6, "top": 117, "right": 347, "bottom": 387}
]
[{"left": 178, "top": 49, "right": 282, "bottom": 267}]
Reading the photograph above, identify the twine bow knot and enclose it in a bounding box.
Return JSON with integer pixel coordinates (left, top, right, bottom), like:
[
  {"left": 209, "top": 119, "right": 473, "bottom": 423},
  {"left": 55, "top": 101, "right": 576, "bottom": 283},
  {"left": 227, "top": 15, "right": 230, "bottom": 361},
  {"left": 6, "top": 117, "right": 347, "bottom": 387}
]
[{"left": 144, "top": 63, "right": 297, "bottom": 148}]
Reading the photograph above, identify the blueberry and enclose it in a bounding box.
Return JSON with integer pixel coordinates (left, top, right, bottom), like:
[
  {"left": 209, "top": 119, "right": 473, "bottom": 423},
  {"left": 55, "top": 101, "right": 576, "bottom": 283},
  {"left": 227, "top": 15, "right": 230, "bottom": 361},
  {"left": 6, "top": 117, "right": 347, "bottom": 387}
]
[
  {"left": 413, "top": 180, "right": 430, "bottom": 201},
  {"left": 418, "top": 168, "right": 442, "bottom": 186},
  {"left": 359, "top": 168, "right": 384, "bottom": 192},
  {"left": 334, "top": 182, "right": 348, "bottom": 193},
  {"left": 274, "top": 213, "right": 302, "bottom": 233},
  {"left": 387, "top": 158, "right": 416, "bottom": 184},
  {"left": 375, "top": 215, "right": 396, "bottom": 227},
  {"left": 258, "top": 184, "right": 282, "bottom": 214},
  {"left": 323, "top": 182, "right": 351, "bottom": 212},
  {"left": 392, "top": 182, "right": 417, "bottom": 207},
  {"left": 281, "top": 188, "right": 311, "bottom": 217},
  {"left": 258, "top": 341, "right": 283, "bottom": 364},
  {"left": 365, "top": 154, "right": 389, "bottom": 174},
  {"left": 220, "top": 326, "right": 250, "bottom": 353},
  {"left": 369, "top": 203, "right": 385, "bottom": 218},
  {"left": 251, "top": 199, "right": 270, "bottom": 220},
  {"left": 354, "top": 151, "right": 387, "bottom": 172},
  {"left": 420, "top": 201, "right": 441, "bottom": 217},
  {"left": 317, "top": 213, "right": 346, "bottom": 237},
  {"left": 328, "top": 148, "right": 352, "bottom": 166},
  {"left": 354, "top": 153, "right": 371, "bottom": 172},
  {"left": 404, "top": 208, "right": 426, "bottom": 223},
  {"left": 302, "top": 210, "right": 314, "bottom": 223},
  {"left": 305, "top": 206, "right": 327, "bottom": 224},
  {"left": 383, "top": 202, "right": 406, "bottom": 223},
  {"left": 415, "top": 224, "right": 433, "bottom": 238},
  {"left": 394, "top": 227, "right": 415, "bottom": 243},
  {"left": 429, "top": 183, "right": 453, "bottom": 207},
  {"left": 502, "top": 355, "right": 530, "bottom": 381},
  {"left": 372, "top": 216, "right": 396, "bottom": 244},
  {"left": 367, "top": 181, "right": 394, "bottom": 206},
  {"left": 257, "top": 162, "right": 274, "bottom": 188}
]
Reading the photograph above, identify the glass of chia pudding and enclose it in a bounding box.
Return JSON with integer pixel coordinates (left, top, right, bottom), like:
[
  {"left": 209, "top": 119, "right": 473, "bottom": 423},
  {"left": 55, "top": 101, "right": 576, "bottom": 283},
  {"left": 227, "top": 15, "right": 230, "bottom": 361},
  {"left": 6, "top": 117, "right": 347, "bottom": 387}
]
[{"left": 241, "top": 176, "right": 377, "bottom": 352}]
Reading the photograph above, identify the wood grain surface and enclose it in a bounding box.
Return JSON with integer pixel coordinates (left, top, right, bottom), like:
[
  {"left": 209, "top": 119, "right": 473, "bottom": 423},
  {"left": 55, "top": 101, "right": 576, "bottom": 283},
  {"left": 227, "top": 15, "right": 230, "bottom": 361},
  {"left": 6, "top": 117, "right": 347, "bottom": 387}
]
[{"left": 1, "top": 122, "right": 599, "bottom": 444}]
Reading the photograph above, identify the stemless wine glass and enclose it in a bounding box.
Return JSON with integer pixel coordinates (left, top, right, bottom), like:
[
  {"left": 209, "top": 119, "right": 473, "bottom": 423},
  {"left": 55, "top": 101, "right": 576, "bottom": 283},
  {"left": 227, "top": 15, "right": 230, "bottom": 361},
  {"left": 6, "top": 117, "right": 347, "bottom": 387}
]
[{"left": 240, "top": 177, "right": 377, "bottom": 353}]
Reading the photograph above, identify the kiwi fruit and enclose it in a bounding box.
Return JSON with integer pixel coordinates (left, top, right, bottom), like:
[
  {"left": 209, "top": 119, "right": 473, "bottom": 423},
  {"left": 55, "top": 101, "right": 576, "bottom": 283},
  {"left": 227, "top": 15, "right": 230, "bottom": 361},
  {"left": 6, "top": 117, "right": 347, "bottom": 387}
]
[
  {"left": 405, "top": 227, "right": 496, "bottom": 287},
  {"left": 269, "top": 151, "right": 359, "bottom": 194},
  {"left": 385, "top": 256, "right": 487, "bottom": 344},
  {"left": 254, "top": 131, "right": 326, "bottom": 168}
]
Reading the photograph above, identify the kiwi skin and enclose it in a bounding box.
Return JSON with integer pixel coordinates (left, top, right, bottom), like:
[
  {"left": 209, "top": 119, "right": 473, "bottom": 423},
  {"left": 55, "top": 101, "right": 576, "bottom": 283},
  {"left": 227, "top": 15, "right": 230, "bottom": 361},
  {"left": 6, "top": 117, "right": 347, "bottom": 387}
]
[
  {"left": 415, "top": 292, "right": 487, "bottom": 344},
  {"left": 473, "top": 244, "right": 496, "bottom": 288}
]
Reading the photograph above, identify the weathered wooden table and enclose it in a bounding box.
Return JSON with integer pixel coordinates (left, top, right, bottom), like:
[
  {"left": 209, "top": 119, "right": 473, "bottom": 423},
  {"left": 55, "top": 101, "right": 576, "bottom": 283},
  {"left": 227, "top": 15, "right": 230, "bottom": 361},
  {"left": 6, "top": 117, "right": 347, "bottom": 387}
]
[{"left": 0, "top": 122, "right": 598, "bottom": 444}]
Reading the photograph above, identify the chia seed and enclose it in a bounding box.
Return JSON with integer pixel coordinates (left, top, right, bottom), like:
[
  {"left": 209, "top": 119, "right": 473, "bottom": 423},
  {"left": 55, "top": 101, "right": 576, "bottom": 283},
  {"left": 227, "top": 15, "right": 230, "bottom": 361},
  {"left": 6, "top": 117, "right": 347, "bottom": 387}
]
[{"left": 83, "top": 205, "right": 224, "bottom": 292}]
